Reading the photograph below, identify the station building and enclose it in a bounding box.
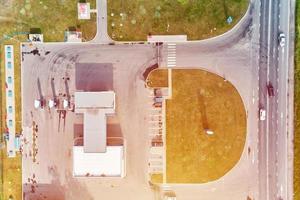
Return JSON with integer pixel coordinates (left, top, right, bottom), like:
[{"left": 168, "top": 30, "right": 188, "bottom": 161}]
[{"left": 73, "top": 91, "right": 125, "bottom": 177}]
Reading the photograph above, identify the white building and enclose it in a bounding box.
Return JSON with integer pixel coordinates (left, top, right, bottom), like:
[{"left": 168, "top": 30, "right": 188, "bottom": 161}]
[
  {"left": 77, "top": 3, "right": 91, "bottom": 20},
  {"left": 73, "top": 91, "right": 125, "bottom": 177}
]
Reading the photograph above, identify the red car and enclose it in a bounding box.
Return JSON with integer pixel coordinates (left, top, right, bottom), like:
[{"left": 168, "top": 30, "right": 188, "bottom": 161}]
[{"left": 267, "top": 83, "right": 274, "bottom": 97}]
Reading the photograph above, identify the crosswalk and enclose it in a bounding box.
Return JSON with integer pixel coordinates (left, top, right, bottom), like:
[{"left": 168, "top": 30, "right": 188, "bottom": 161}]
[{"left": 167, "top": 43, "right": 176, "bottom": 67}]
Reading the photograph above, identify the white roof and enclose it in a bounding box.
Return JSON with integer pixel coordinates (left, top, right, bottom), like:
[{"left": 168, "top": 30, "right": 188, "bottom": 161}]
[
  {"left": 75, "top": 91, "right": 116, "bottom": 153},
  {"left": 78, "top": 3, "right": 91, "bottom": 19},
  {"left": 73, "top": 146, "right": 125, "bottom": 177},
  {"left": 84, "top": 110, "right": 107, "bottom": 153},
  {"left": 75, "top": 91, "right": 115, "bottom": 109},
  {"left": 147, "top": 35, "right": 187, "bottom": 42}
]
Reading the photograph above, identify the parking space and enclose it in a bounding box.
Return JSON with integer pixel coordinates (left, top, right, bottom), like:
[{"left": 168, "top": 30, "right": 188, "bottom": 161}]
[
  {"left": 146, "top": 87, "right": 170, "bottom": 183},
  {"left": 4, "top": 45, "right": 17, "bottom": 157}
]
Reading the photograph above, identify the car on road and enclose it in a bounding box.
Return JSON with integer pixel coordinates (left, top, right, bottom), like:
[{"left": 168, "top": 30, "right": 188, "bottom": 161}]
[
  {"left": 259, "top": 108, "right": 266, "bottom": 121},
  {"left": 278, "top": 33, "right": 286, "bottom": 47},
  {"left": 267, "top": 82, "right": 275, "bottom": 97}
]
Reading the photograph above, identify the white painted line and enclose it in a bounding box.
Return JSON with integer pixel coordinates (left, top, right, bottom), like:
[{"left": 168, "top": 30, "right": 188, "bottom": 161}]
[{"left": 167, "top": 46, "right": 176, "bottom": 49}]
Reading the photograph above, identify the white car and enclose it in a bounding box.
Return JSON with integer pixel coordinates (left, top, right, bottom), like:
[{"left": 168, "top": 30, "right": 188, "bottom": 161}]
[
  {"left": 34, "top": 99, "right": 44, "bottom": 109},
  {"left": 48, "top": 99, "right": 57, "bottom": 108},
  {"left": 34, "top": 99, "right": 41, "bottom": 109},
  {"left": 63, "top": 99, "right": 69, "bottom": 109},
  {"left": 259, "top": 109, "right": 266, "bottom": 121},
  {"left": 278, "top": 33, "right": 285, "bottom": 47}
]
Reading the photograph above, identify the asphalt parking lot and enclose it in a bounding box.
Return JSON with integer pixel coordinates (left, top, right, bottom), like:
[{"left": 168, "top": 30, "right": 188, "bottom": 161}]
[{"left": 21, "top": 43, "right": 158, "bottom": 200}]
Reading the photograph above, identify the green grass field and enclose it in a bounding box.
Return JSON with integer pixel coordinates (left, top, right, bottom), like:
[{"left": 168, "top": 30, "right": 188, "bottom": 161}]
[
  {"left": 294, "top": 0, "right": 300, "bottom": 198},
  {"left": 107, "top": 0, "right": 249, "bottom": 41},
  {"left": 0, "top": 0, "right": 96, "bottom": 42}
]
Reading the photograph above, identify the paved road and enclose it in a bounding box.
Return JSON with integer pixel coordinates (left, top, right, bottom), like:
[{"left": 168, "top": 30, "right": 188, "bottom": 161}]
[
  {"left": 277, "top": 0, "right": 294, "bottom": 199},
  {"left": 258, "top": 0, "right": 294, "bottom": 199},
  {"left": 90, "top": 0, "right": 112, "bottom": 43}
]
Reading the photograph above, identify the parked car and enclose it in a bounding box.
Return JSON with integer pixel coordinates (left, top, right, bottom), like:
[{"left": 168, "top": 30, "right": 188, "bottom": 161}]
[
  {"left": 48, "top": 99, "right": 58, "bottom": 109},
  {"left": 63, "top": 99, "right": 69, "bottom": 109},
  {"left": 34, "top": 99, "right": 45, "bottom": 109}
]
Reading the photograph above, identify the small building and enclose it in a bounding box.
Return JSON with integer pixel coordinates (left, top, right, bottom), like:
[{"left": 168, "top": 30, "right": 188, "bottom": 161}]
[
  {"left": 28, "top": 34, "right": 43, "bottom": 43},
  {"left": 64, "top": 31, "right": 82, "bottom": 43},
  {"left": 78, "top": 3, "right": 91, "bottom": 19}
]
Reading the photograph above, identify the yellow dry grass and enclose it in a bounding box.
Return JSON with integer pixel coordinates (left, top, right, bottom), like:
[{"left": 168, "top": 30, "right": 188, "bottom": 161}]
[
  {"left": 147, "top": 69, "right": 246, "bottom": 183},
  {"left": 146, "top": 69, "right": 168, "bottom": 88},
  {"left": 1, "top": 150, "right": 22, "bottom": 200},
  {"left": 150, "top": 173, "right": 163, "bottom": 184}
]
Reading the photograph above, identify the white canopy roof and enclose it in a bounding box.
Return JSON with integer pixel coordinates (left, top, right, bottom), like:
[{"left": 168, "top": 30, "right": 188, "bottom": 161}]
[{"left": 75, "top": 91, "right": 115, "bottom": 110}]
